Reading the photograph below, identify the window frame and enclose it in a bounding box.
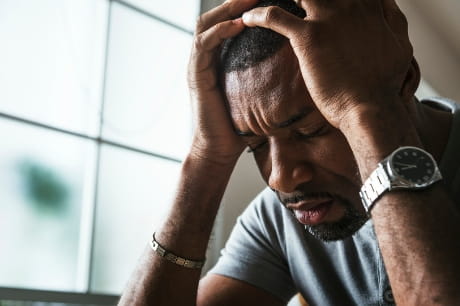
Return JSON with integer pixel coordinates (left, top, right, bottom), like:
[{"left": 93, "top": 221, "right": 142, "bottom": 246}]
[{"left": 0, "top": 0, "right": 196, "bottom": 302}]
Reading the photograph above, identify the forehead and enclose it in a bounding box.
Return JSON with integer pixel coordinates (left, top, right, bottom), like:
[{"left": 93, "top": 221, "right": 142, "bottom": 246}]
[{"left": 223, "top": 44, "right": 314, "bottom": 131}]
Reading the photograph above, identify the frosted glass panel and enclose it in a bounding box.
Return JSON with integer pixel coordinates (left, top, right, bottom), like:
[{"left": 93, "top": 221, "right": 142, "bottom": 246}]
[
  {"left": 0, "top": 119, "right": 97, "bottom": 291},
  {"left": 102, "top": 3, "right": 192, "bottom": 160},
  {"left": 0, "top": 0, "right": 108, "bottom": 136},
  {"left": 124, "top": 0, "right": 199, "bottom": 31},
  {"left": 91, "top": 145, "right": 181, "bottom": 294}
]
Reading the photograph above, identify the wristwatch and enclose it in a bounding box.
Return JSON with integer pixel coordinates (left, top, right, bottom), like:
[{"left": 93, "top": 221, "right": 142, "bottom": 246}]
[{"left": 359, "top": 146, "right": 442, "bottom": 212}]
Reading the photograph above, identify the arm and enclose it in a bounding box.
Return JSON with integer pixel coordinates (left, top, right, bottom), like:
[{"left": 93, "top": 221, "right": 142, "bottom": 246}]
[
  {"left": 119, "top": 156, "right": 284, "bottom": 305},
  {"left": 119, "top": 1, "right": 284, "bottom": 305},
  {"left": 118, "top": 155, "right": 235, "bottom": 306},
  {"left": 341, "top": 101, "right": 460, "bottom": 305},
  {"left": 241, "top": 0, "right": 460, "bottom": 304},
  {"left": 198, "top": 274, "right": 285, "bottom": 306}
]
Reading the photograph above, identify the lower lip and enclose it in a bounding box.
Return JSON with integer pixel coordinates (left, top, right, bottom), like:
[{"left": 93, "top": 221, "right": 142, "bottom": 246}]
[{"left": 293, "top": 200, "right": 334, "bottom": 226}]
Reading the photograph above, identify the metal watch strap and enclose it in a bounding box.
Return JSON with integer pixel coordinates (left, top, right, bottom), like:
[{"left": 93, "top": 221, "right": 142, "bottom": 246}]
[
  {"left": 150, "top": 233, "right": 205, "bottom": 269},
  {"left": 359, "top": 163, "right": 391, "bottom": 212}
]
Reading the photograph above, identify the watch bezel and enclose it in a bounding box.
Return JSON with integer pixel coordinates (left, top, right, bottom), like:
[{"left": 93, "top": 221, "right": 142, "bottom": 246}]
[{"left": 386, "top": 146, "right": 442, "bottom": 190}]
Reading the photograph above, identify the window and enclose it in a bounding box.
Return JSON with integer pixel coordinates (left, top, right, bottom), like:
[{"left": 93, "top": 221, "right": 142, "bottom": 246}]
[
  {"left": 0, "top": 0, "right": 197, "bottom": 303},
  {"left": 0, "top": 0, "right": 444, "bottom": 304},
  {"left": 102, "top": 2, "right": 193, "bottom": 160}
]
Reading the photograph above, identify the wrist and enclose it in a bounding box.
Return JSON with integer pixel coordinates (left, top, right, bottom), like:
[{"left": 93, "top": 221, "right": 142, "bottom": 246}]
[
  {"left": 339, "top": 101, "right": 422, "bottom": 179},
  {"left": 188, "top": 140, "right": 243, "bottom": 167},
  {"left": 156, "top": 151, "right": 239, "bottom": 256},
  {"left": 183, "top": 149, "right": 239, "bottom": 179},
  {"left": 187, "top": 147, "right": 241, "bottom": 169}
]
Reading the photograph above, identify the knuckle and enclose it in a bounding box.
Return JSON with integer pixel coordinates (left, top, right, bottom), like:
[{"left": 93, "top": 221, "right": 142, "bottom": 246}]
[
  {"left": 195, "top": 1, "right": 232, "bottom": 34},
  {"left": 195, "top": 14, "right": 207, "bottom": 33},
  {"left": 193, "top": 35, "right": 205, "bottom": 51},
  {"left": 221, "top": 1, "right": 232, "bottom": 11},
  {"left": 221, "top": 1, "right": 234, "bottom": 16},
  {"left": 212, "top": 22, "right": 226, "bottom": 34},
  {"left": 264, "top": 6, "right": 283, "bottom": 24}
]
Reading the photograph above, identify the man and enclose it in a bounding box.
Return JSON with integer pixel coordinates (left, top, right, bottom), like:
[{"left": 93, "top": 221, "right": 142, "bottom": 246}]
[{"left": 119, "top": 0, "right": 460, "bottom": 305}]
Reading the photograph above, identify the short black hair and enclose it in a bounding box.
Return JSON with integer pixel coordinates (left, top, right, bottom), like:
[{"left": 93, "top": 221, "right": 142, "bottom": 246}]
[{"left": 220, "top": 0, "right": 306, "bottom": 73}]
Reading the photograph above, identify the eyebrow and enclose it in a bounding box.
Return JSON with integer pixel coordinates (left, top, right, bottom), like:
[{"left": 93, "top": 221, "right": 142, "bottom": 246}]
[{"left": 235, "top": 107, "right": 313, "bottom": 137}]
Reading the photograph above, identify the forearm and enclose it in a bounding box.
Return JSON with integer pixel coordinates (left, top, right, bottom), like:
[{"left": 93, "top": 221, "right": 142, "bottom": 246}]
[
  {"left": 373, "top": 188, "right": 460, "bottom": 304},
  {"left": 342, "top": 103, "right": 460, "bottom": 305},
  {"left": 119, "top": 153, "right": 238, "bottom": 306}
]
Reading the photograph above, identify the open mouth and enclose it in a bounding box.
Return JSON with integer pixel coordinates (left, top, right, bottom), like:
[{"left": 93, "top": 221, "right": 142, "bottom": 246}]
[{"left": 291, "top": 200, "right": 334, "bottom": 226}]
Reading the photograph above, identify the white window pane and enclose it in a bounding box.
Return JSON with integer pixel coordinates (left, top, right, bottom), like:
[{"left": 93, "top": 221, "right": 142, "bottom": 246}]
[
  {"left": 123, "top": 0, "right": 199, "bottom": 31},
  {"left": 102, "top": 3, "right": 192, "bottom": 160},
  {"left": 0, "top": 0, "right": 108, "bottom": 136},
  {"left": 0, "top": 119, "right": 97, "bottom": 291},
  {"left": 91, "top": 145, "right": 181, "bottom": 294}
]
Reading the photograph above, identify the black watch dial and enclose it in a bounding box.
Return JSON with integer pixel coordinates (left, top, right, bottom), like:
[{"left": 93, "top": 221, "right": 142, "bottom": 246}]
[{"left": 391, "top": 147, "right": 436, "bottom": 186}]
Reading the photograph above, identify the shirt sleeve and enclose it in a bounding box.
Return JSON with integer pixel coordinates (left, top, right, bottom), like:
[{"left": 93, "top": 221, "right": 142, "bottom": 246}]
[{"left": 207, "top": 188, "right": 297, "bottom": 303}]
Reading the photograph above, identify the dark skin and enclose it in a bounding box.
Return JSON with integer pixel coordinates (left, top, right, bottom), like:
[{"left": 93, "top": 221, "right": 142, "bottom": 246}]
[
  {"left": 224, "top": 44, "right": 364, "bottom": 225},
  {"left": 119, "top": 0, "right": 460, "bottom": 305},
  {"left": 224, "top": 42, "right": 453, "bottom": 229}
]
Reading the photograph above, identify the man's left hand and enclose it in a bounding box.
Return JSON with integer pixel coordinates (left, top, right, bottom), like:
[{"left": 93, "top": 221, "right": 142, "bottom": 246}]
[{"left": 241, "top": 0, "right": 413, "bottom": 130}]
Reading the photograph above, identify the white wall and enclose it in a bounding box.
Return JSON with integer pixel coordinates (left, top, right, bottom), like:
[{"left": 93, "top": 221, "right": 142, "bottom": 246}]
[{"left": 397, "top": 0, "right": 460, "bottom": 101}]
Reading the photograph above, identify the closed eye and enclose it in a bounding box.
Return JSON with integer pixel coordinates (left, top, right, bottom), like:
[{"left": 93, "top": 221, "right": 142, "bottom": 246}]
[
  {"left": 296, "top": 125, "right": 328, "bottom": 140},
  {"left": 246, "top": 125, "right": 328, "bottom": 154}
]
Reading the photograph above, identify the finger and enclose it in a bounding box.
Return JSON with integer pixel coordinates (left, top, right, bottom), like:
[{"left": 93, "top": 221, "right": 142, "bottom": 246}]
[
  {"left": 191, "top": 18, "right": 245, "bottom": 79},
  {"left": 241, "top": 6, "right": 306, "bottom": 40},
  {"left": 196, "top": 18, "right": 245, "bottom": 53},
  {"left": 196, "top": 0, "right": 258, "bottom": 34}
]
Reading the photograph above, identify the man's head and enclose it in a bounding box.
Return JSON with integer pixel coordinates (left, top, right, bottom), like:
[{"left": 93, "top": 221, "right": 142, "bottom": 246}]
[
  {"left": 220, "top": 0, "right": 305, "bottom": 73},
  {"left": 220, "top": 0, "right": 369, "bottom": 241}
]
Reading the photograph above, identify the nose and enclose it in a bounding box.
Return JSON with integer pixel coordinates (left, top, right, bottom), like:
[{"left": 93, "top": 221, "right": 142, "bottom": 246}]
[{"left": 268, "top": 141, "right": 313, "bottom": 193}]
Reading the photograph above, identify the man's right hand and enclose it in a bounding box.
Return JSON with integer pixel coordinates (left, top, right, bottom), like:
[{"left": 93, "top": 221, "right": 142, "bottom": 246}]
[{"left": 187, "top": 0, "right": 258, "bottom": 165}]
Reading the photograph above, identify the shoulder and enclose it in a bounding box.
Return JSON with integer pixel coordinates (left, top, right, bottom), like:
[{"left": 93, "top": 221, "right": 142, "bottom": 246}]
[
  {"left": 242, "top": 187, "right": 287, "bottom": 221},
  {"left": 423, "top": 98, "right": 460, "bottom": 202},
  {"left": 209, "top": 187, "right": 299, "bottom": 302}
]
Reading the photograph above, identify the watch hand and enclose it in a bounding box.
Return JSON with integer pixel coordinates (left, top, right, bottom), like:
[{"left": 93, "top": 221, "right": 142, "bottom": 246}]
[
  {"left": 394, "top": 162, "right": 411, "bottom": 167},
  {"left": 394, "top": 162, "right": 417, "bottom": 169}
]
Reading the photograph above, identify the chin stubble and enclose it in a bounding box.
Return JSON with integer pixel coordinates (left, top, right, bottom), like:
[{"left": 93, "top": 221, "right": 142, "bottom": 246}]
[
  {"left": 275, "top": 190, "right": 369, "bottom": 242},
  {"left": 304, "top": 199, "right": 368, "bottom": 241}
]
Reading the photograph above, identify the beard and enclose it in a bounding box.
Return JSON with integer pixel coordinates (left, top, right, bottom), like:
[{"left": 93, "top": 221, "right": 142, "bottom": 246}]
[
  {"left": 304, "top": 197, "right": 368, "bottom": 241},
  {"left": 277, "top": 191, "right": 369, "bottom": 242}
]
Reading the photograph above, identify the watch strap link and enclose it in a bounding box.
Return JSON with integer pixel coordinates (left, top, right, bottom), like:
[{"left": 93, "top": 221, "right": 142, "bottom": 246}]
[{"left": 359, "top": 163, "right": 391, "bottom": 212}]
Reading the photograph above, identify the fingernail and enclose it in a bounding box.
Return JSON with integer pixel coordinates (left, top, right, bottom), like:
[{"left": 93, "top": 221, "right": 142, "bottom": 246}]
[{"left": 242, "top": 12, "right": 249, "bottom": 23}]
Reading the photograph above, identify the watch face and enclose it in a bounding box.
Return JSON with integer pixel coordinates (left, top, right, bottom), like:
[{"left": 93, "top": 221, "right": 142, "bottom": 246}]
[{"left": 391, "top": 147, "right": 436, "bottom": 186}]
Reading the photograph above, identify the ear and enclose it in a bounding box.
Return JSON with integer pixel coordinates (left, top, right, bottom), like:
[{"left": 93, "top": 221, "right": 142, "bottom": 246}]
[{"left": 400, "top": 57, "right": 421, "bottom": 101}]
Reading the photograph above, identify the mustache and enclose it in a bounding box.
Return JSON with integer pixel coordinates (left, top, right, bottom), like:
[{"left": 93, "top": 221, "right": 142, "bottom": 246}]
[{"left": 276, "top": 191, "right": 340, "bottom": 205}]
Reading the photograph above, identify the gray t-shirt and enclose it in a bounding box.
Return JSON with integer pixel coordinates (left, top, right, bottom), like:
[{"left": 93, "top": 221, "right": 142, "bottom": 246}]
[{"left": 209, "top": 98, "right": 460, "bottom": 306}]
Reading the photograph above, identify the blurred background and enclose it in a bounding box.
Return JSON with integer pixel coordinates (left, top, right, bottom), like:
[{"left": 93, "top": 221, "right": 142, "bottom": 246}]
[{"left": 0, "top": 0, "right": 458, "bottom": 305}]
